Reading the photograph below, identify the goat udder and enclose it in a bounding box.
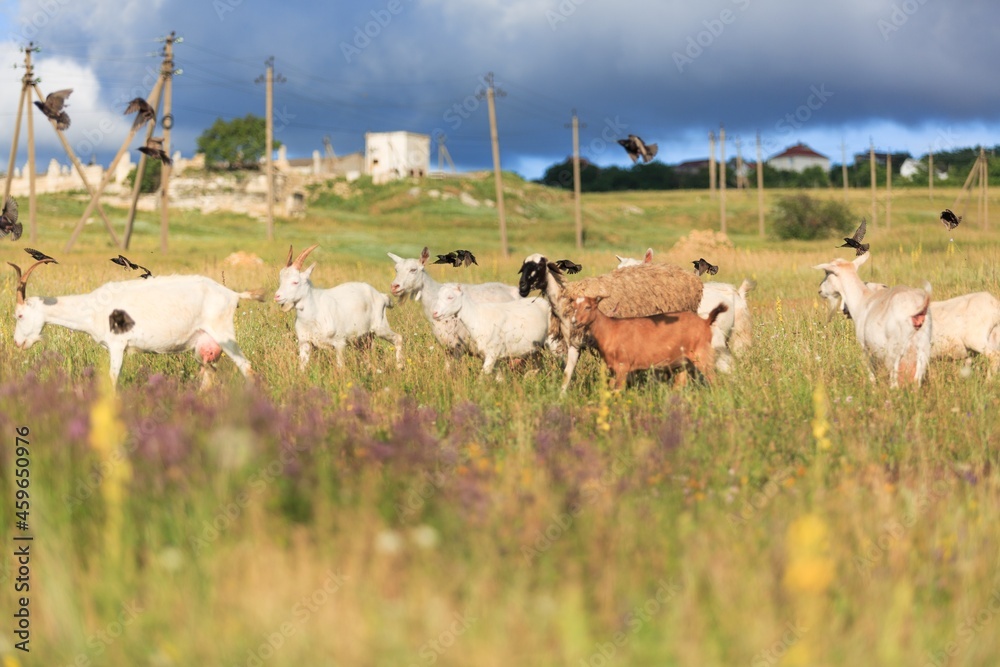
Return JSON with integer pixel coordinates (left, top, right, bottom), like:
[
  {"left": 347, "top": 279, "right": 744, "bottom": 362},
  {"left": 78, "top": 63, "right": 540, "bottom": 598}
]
[{"left": 197, "top": 336, "right": 223, "bottom": 364}]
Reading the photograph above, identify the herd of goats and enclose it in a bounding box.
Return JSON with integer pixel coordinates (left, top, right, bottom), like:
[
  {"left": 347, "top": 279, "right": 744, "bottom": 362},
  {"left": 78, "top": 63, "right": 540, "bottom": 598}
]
[{"left": 3, "top": 189, "right": 998, "bottom": 391}]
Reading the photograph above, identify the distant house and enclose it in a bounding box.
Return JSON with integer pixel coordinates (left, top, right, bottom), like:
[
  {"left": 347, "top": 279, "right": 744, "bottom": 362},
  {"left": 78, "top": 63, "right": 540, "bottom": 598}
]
[
  {"left": 768, "top": 143, "right": 830, "bottom": 173},
  {"left": 365, "top": 131, "right": 431, "bottom": 184},
  {"left": 852, "top": 150, "right": 911, "bottom": 168},
  {"left": 675, "top": 159, "right": 711, "bottom": 175}
]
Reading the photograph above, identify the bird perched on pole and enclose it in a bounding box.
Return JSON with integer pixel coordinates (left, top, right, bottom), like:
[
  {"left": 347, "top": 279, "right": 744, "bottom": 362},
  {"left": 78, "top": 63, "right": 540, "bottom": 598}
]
[
  {"left": 617, "top": 134, "right": 658, "bottom": 164},
  {"left": 839, "top": 218, "right": 869, "bottom": 256},
  {"left": 0, "top": 196, "right": 22, "bottom": 241},
  {"left": 124, "top": 97, "right": 156, "bottom": 131},
  {"left": 138, "top": 137, "right": 172, "bottom": 165},
  {"left": 34, "top": 89, "right": 72, "bottom": 131}
]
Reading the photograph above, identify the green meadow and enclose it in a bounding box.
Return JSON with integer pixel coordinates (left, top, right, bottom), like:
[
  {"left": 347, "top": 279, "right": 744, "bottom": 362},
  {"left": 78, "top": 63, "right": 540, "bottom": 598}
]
[{"left": 1, "top": 176, "right": 999, "bottom": 666}]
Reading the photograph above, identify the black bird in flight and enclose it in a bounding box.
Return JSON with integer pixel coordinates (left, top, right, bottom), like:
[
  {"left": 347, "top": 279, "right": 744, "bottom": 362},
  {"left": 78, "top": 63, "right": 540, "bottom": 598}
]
[
  {"left": 111, "top": 254, "right": 153, "bottom": 278},
  {"left": 692, "top": 258, "right": 719, "bottom": 276},
  {"left": 554, "top": 259, "right": 583, "bottom": 274},
  {"left": 24, "top": 248, "right": 57, "bottom": 263},
  {"left": 0, "top": 196, "right": 22, "bottom": 241},
  {"left": 617, "top": 134, "right": 658, "bottom": 164},
  {"left": 940, "top": 209, "right": 962, "bottom": 230},
  {"left": 34, "top": 89, "right": 72, "bottom": 131},
  {"left": 839, "top": 218, "right": 869, "bottom": 256},
  {"left": 138, "top": 137, "right": 173, "bottom": 165},
  {"left": 109, "top": 309, "right": 135, "bottom": 334},
  {"left": 124, "top": 97, "right": 156, "bottom": 131},
  {"left": 435, "top": 249, "right": 478, "bottom": 267}
]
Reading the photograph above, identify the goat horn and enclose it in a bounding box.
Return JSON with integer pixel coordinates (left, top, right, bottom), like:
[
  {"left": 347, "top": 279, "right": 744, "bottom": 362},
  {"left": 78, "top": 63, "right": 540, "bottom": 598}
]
[
  {"left": 285, "top": 245, "right": 294, "bottom": 267},
  {"left": 8, "top": 259, "right": 54, "bottom": 305},
  {"left": 292, "top": 244, "right": 319, "bottom": 270}
]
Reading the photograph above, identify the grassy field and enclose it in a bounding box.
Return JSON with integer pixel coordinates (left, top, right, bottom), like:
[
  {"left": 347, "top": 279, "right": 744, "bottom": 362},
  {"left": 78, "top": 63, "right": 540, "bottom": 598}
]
[{"left": 2, "top": 177, "right": 1000, "bottom": 666}]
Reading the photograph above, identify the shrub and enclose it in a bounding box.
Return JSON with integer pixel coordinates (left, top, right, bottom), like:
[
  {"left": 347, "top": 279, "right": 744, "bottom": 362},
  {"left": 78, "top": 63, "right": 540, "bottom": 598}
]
[{"left": 772, "top": 193, "right": 854, "bottom": 240}]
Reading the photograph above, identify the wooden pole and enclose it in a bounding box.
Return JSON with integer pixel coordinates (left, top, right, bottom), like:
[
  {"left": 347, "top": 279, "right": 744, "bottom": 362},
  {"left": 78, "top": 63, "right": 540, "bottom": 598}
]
[
  {"left": 980, "top": 147, "right": 987, "bottom": 231},
  {"left": 756, "top": 131, "right": 765, "bottom": 237},
  {"left": 841, "top": 140, "right": 848, "bottom": 203},
  {"left": 69, "top": 76, "right": 163, "bottom": 252},
  {"left": 159, "top": 34, "right": 175, "bottom": 253},
  {"left": 31, "top": 84, "right": 120, "bottom": 246},
  {"left": 264, "top": 57, "right": 274, "bottom": 241},
  {"left": 567, "top": 110, "right": 585, "bottom": 249},
  {"left": 483, "top": 73, "right": 508, "bottom": 258},
  {"left": 734, "top": 135, "right": 744, "bottom": 190},
  {"left": 951, "top": 151, "right": 980, "bottom": 224},
  {"left": 719, "top": 125, "right": 726, "bottom": 234},
  {"left": 708, "top": 131, "right": 716, "bottom": 197},
  {"left": 983, "top": 150, "right": 988, "bottom": 231},
  {"left": 928, "top": 148, "right": 933, "bottom": 200},
  {"left": 4, "top": 83, "right": 27, "bottom": 202},
  {"left": 886, "top": 151, "right": 892, "bottom": 230},
  {"left": 24, "top": 47, "right": 37, "bottom": 244},
  {"left": 869, "top": 140, "right": 877, "bottom": 229}
]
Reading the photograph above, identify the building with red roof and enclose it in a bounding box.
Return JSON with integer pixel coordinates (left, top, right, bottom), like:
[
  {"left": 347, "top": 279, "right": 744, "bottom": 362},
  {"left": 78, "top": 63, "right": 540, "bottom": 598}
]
[{"left": 767, "top": 143, "right": 830, "bottom": 173}]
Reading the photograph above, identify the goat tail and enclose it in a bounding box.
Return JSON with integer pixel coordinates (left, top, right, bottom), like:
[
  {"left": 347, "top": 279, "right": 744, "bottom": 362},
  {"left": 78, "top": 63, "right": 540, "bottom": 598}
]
[
  {"left": 738, "top": 278, "right": 757, "bottom": 299},
  {"left": 238, "top": 288, "right": 267, "bottom": 302},
  {"left": 706, "top": 303, "right": 729, "bottom": 326},
  {"left": 911, "top": 283, "right": 931, "bottom": 330}
]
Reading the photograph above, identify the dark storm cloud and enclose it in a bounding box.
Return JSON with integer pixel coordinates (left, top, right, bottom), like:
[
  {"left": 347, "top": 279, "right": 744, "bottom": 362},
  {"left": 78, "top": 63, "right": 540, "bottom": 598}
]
[{"left": 4, "top": 0, "right": 999, "bottom": 177}]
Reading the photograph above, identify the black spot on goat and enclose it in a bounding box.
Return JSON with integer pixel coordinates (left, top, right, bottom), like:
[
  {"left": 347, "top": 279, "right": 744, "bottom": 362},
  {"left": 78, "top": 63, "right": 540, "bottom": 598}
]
[{"left": 109, "top": 309, "right": 135, "bottom": 334}]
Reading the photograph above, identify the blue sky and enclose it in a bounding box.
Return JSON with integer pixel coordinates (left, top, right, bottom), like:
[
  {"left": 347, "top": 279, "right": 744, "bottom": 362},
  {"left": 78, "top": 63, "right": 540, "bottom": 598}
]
[{"left": 2, "top": 0, "right": 999, "bottom": 180}]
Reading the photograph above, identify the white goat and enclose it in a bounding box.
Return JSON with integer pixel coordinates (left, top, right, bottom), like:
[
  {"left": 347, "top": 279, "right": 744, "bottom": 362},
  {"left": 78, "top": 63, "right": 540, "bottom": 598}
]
[
  {"left": 386, "top": 247, "right": 519, "bottom": 355},
  {"left": 9, "top": 259, "right": 261, "bottom": 389},
  {"left": 431, "top": 283, "right": 550, "bottom": 375},
  {"left": 813, "top": 253, "right": 932, "bottom": 387},
  {"left": 275, "top": 245, "right": 402, "bottom": 370},
  {"left": 819, "top": 272, "right": 1000, "bottom": 375},
  {"left": 615, "top": 248, "right": 755, "bottom": 372}
]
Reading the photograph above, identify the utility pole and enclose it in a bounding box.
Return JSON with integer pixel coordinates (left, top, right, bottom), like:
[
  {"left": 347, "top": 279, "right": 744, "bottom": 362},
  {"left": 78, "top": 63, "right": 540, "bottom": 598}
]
[
  {"left": 122, "top": 31, "right": 181, "bottom": 251},
  {"left": 928, "top": 147, "right": 934, "bottom": 200},
  {"left": 479, "top": 72, "right": 508, "bottom": 258},
  {"left": 841, "top": 140, "right": 848, "bottom": 203},
  {"left": 435, "top": 133, "right": 456, "bottom": 173},
  {"left": 869, "top": 139, "right": 877, "bottom": 229},
  {"left": 756, "top": 131, "right": 765, "bottom": 237},
  {"left": 566, "top": 110, "right": 586, "bottom": 249},
  {"left": 3, "top": 50, "right": 28, "bottom": 203},
  {"left": 734, "top": 135, "right": 744, "bottom": 190},
  {"left": 708, "top": 131, "right": 716, "bottom": 197},
  {"left": 256, "top": 56, "right": 284, "bottom": 241},
  {"left": 886, "top": 150, "right": 892, "bottom": 230},
  {"left": 719, "top": 124, "right": 727, "bottom": 234},
  {"left": 14, "top": 44, "right": 41, "bottom": 243}
]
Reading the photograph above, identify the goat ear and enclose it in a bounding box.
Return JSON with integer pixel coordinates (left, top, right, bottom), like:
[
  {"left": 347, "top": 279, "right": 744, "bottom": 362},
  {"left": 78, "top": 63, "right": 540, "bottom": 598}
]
[
  {"left": 387, "top": 252, "right": 403, "bottom": 264},
  {"left": 644, "top": 248, "right": 654, "bottom": 263},
  {"left": 302, "top": 263, "right": 316, "bottom": 279},
  {"left": 420, "top": 247, "right": 430, "bottom": 265},
  {"left": 853, "top": 252, "right": 870, "bottom": 268},
  {"left": 813, "top": 262, "right": 834, "bottom": 273}
]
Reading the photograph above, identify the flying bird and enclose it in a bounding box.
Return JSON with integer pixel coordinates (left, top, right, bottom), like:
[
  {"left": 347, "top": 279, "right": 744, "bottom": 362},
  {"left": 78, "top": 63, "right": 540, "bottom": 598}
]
[
  {"left": 692, "top": 258, "right": 719, "bottom": 276},
  {"left": 839, "top": 218, "right": 869, "bottom": 256},
  {"left": 0, "top": 196, "right": 22, "bottom": 241},
  {"left": 554, "top": 259, "right": 583, "bottom": 274},
  {"left": 24, "top": 248, "right": 57, "bottom": 263},
  {"left": 434, "top": 249, "right": 478, "bottom": 267},
  {"left": 110, "top": 254, "right": 153, "bottom": 278},
  {"left": 617, "top": 134, "right": 658, "bottom": 164},
  {"left": 109, "top": 309, "right": 135, "bottom": 334},
  {"left": 124, "top": 97, "right": 156, "bottom": 131},
  {"left": 138, "top": 137, "right": 172, "bottom": 165},
  {"left": 34, "top": 89, "right": 72, "bottom": 131},
  {"left": 940, "top": 209, "right": 962, "bottom": 230}
]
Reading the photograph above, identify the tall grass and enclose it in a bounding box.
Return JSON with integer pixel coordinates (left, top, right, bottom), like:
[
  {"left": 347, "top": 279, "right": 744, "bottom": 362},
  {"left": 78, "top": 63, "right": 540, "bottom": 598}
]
[{"left": 1, "top": 182, "right": 999, "bottom": 665}]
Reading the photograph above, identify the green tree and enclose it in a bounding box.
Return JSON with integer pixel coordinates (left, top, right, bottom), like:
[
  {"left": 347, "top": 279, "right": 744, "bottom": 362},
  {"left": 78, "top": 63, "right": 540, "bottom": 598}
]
[
  {"left": 126, "top": 159, "right": 161, "bottom": 193},
  {"left": 195, "top": 114, "right": 281, "bottom": 170}
]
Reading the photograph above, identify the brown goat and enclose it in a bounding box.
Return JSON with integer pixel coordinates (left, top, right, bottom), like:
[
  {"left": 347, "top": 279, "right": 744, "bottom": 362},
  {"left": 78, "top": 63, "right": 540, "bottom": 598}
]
[{"left": 571, "top": 295, "right": 727, "bottom": 389}]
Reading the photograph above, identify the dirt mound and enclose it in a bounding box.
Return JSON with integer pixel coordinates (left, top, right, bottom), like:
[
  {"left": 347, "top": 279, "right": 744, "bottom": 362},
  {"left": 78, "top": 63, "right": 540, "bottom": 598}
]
[{"left": 670, "top": 229, "right": 734, "bottom": 257}]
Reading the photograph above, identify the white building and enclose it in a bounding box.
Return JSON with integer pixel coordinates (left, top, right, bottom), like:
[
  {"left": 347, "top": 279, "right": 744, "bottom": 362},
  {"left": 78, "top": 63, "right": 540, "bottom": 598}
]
[
  {"left": 767, "top": 143, "right": 830, "bottom": 173},
  {"left": 364, "top": 131, "right": 430, "bottom": 184}
]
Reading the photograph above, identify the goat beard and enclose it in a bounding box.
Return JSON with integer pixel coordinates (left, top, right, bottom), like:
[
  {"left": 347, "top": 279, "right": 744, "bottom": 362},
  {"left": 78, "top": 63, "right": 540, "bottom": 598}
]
[{"left": 280, "top": 301, "right": 295, "bottom": 312}]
